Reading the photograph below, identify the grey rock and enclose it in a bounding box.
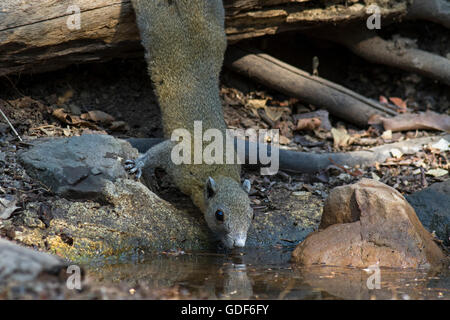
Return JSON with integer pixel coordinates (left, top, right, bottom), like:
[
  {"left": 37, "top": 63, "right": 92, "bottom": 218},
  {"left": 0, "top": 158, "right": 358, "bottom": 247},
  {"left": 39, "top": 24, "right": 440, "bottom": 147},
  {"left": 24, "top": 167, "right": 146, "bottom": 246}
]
[
  {"left": 406, "top": 179, "right": 450, "bottom": 246},
  {"left": 18, "top": 134, "right": 138, "bottom": 200},
  {"left": 247, "top": 189, "right": 322, "bottom": 248}
]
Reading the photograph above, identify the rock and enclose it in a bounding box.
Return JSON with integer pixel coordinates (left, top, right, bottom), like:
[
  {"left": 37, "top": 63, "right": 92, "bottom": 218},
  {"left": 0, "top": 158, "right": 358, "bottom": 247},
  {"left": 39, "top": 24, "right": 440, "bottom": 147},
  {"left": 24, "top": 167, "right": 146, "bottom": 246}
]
[
  {"left": 292, "top": 179, "right": 446, "bottom": 268},
  {"left": 0, "top": 238, "right": 67, "bottom": 284},
  {"left": 18, "top": 134, "right": 139, "bottom": 200},
  {"left": 247, "top": 187, "right": 322, "bottom": 247},
  {"left": 9, "top": 179, "right": 322, "bottom": 261},
  {"left": 15, "top": 135, "right": 322, "bottom": 260},
  {"left": 318, "top": 184, "right": 359, "bottom": 229},
  {"left": 12, "top": 179, "right": 215, "bottom": 262},
  {"left": 406, "top": 179, "right": 450, "bottom": 246}
]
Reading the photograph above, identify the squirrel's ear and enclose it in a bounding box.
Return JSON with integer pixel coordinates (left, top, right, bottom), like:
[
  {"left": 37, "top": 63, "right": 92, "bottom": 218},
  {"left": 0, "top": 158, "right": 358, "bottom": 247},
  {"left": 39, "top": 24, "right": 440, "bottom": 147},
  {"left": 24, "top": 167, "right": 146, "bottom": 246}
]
[
  {"left": 206, "top": 177, "right": 217, "bottom": 199},
  {"left": 242, "top": 179, "right": 251, "bottom": 194}
]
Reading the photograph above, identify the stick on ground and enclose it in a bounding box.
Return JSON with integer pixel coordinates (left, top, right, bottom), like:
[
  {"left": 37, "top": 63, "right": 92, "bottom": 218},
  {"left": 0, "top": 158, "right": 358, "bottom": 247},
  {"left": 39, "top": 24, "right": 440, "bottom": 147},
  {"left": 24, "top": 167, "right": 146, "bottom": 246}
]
[
  {"left": 0, "top": 100, "right": 22, "bottom": 142},
  {"left": 224, "top": 46, "right": 396, "bottom": 127}
]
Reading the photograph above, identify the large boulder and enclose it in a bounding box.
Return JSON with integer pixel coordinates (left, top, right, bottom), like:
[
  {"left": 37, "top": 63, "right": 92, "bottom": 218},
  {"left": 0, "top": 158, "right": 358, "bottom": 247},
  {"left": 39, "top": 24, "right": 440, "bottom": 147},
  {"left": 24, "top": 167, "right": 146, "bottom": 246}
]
[{"left": 292, "top": 179, "right": 446, "bottom": 268}]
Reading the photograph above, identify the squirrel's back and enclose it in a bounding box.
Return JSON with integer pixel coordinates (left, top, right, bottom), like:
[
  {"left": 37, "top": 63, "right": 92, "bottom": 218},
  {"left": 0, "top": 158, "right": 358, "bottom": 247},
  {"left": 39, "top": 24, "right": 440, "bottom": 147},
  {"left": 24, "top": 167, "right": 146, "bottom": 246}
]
[{"left": 132, "top": 0, "right": 228, "bottom": 137}]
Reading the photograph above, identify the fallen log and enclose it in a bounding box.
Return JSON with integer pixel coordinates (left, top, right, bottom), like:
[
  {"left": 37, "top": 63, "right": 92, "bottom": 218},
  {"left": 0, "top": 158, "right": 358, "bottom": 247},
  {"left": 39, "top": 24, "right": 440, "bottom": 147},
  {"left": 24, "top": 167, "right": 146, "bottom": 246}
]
[
  {"left": 407, "top": 0, "right": 450, "bottom": 29},
  {"left": 333, "top": 29, "right": 450, "bottom": 86},
  {"left": 224, "top": 46, "right": 397, "bottom": 127},
  {"left": 0, "top": 0, "right": 407, "bottom": 77},
  {"left": 126, "top": 134, "right": 450, "bottom": 174}
]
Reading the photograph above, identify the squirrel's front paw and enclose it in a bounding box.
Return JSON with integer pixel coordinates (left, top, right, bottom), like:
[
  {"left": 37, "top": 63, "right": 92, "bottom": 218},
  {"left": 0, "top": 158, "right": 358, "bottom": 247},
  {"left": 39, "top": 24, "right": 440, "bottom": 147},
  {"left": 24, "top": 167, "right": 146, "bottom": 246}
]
[{"left": 124, "top": 158, "right": 144, "bottom": 180}]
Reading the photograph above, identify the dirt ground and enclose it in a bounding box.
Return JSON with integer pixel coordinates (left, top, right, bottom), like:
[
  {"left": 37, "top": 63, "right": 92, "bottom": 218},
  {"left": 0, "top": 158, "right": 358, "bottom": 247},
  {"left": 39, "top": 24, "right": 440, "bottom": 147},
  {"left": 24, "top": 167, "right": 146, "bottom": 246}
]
[{"left": 0, "top": 20, "right": 449, "bottom": 299}]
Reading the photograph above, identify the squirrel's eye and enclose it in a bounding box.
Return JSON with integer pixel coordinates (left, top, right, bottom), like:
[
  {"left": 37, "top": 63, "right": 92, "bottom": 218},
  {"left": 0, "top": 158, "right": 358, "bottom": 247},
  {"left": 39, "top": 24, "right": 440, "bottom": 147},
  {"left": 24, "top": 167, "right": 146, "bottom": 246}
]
[{"left": 215, "top": 210, "right": 224, "bottom": 222}]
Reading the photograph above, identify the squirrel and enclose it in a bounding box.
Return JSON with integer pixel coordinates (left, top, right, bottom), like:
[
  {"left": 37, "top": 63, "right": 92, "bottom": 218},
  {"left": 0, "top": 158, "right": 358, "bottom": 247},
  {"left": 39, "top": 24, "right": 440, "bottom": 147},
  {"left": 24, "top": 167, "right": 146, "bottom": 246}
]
[{"left": 125, "top": 0, "right": 253, "bottom": 249}]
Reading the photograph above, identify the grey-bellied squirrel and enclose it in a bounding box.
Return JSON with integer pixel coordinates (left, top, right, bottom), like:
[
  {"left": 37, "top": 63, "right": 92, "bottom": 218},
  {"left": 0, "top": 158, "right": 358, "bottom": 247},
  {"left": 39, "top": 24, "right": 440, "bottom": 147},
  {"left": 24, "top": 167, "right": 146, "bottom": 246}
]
[{"left": 125, "top": 0, "right": 253, "bottom": 249}]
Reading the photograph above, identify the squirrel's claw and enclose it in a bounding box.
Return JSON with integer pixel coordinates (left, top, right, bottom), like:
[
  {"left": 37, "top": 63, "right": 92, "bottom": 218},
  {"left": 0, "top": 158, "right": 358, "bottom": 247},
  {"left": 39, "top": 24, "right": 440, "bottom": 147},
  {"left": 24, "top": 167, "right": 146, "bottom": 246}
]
[{"left": 124, "top": 159, "right": 143, "bottom": 180}]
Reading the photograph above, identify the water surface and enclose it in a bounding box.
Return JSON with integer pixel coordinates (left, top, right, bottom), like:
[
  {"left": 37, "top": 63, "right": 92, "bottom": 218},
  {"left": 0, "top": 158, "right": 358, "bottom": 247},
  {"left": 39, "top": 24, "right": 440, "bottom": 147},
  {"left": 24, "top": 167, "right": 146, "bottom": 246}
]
[{"left": 88, "top": 248, "right": 449, "bottom": 300}]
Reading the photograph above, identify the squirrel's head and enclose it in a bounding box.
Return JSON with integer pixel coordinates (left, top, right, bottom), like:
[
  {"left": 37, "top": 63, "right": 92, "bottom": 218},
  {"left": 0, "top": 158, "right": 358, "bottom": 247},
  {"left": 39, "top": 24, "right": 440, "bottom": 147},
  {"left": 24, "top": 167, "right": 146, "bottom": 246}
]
[{"left": 203, "top": 176, "right": 253, "bottom": 249}]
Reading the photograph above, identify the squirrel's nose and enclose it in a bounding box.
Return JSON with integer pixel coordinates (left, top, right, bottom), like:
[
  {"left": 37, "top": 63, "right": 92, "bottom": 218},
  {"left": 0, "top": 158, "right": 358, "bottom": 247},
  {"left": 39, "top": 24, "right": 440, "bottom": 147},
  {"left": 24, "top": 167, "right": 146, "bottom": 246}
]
[{"left": 233, "top": 234, "right": 247, "bottom": 248}]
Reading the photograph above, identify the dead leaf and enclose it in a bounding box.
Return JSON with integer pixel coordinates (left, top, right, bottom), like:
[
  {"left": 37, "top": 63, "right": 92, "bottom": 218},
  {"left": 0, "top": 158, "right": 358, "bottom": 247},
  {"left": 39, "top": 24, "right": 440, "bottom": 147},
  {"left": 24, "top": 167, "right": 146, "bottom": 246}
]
[
  {"left": 296, "top": 117, "right": 321, "bottom": 131},
  {"left": 264, "top": 106, "right": 284, "bottom": 122},
  {"left": 430, "top": 138, "right": 449, "bottom": 152},
  {"left": 0, "top": 197, "right": 20, "bottom": 220},
  {"left": 331, "top": 127, "right": 351, "bottom": 148},
  {"left": 62, "top": 127, "right": 71, "bottom": 136},
  {"left": 52, "top": 108, "right": 75, "bottom": 124},
  {"left": 379, "top": 96, "right": 389, "bottom": 104},
  {"left": 246, "top": 99, "right": 285, "bottom": 122},
  {"left": 294, "top": 110, "right": 331, "bottom": 131},
  {"left": 381, "top": 130, "right": 392, "bottom": 140},
  {"left": 275, "top": 121, "right": 294, "bottom": 139},
  {"left": 279, "top": 135, "right": 291, "bottom": 145},
  {"left": 246, "top": 99, "right": 267, "bottom": 117},
  {"left": 426, "top": 168, "right": 448, "bottom": 177},
  {"left": 52, "top": 108, "right": 100, "bottom": 129},
  {"left": 389, "top": 97, "right": 408, "bottom": 113},
  {"left": 80, "top": 110, "right": 115, "bottom": 124}
]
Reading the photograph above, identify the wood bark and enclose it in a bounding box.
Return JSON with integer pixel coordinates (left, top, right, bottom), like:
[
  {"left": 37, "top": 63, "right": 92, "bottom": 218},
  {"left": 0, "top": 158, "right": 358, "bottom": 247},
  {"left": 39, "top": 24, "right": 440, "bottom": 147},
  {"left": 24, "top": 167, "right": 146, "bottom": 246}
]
[
  {"left": 318, "top": 27, "right": 450, "bottom": 86},
  {"left": 0, "top": 0, "right": 407, "bottom": 77}
]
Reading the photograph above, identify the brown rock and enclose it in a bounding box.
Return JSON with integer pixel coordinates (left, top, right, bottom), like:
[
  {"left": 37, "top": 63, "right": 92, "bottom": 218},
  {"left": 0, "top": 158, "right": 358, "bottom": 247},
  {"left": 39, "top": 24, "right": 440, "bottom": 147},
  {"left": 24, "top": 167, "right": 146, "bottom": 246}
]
[
  {"left": 319, "top": 184, "right": 360, "bottom": 229},
  {"left": 292, "top": 179, "right": 446, "bottom": 268}
]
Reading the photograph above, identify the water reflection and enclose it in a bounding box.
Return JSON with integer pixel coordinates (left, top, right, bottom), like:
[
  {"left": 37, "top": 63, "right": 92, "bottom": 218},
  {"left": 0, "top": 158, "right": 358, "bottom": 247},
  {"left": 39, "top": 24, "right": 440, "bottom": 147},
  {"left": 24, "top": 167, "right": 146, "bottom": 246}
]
[{"left": 89, "top": 248, "right": 449, "bottom": 300}]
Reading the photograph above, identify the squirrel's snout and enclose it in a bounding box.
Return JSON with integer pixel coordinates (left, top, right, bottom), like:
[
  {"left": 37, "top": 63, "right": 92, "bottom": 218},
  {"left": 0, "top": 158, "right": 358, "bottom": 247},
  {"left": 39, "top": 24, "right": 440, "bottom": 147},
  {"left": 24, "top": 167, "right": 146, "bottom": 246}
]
[
  {"left": 232, "top": 234, "right": 247, "bottom": 248},
  {"left": 222, "top": 233, "right": 247, "bottom": 249}
]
